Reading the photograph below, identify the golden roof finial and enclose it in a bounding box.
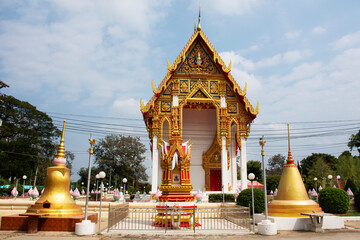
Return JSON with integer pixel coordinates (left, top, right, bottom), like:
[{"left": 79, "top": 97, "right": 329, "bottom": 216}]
[
  {"left": 197, "top": 4, "right": 201, "bottom": 31},
  {"left": 287, "top": 123, "right": 294, "bottom": 163},
  {"left": 194, "top": 19, "right": 196, "bottom": 32},
  {"left": 56, "top": 120, "right": 66, "bottom": 158}
]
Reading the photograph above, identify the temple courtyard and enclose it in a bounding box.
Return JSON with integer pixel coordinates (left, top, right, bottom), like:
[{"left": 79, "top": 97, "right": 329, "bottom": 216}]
[{"left": 0, "top": 226, "right": 360, "bottom": 240}]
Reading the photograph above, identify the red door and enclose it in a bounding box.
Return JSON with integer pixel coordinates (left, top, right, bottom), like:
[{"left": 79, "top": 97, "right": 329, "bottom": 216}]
[{"left": 210, "top": 169, "right": 222, "bottom": 191}]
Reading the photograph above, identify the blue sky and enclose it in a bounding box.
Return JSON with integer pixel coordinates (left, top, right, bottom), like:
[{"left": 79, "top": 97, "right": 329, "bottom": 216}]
[{"left": 1, "top": 0, "right": 360, "bottom": 181}]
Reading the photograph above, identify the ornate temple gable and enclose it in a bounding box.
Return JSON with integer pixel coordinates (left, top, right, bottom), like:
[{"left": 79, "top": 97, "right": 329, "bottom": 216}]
[
  {"left": 177, "top": 39, "right": 221, "bottom": 74},
  {"left": 140, "top": 28, "right": 259, "bottom": 132}
]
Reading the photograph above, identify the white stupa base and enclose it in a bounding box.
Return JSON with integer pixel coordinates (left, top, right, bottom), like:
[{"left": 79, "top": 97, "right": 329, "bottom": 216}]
[
  {"left": 75, "top": 220, "right": 95, "bottom": 235},
  {"left": 255, "top": 214, "right": 344, "bottom": 230},
  {"left": 258, "top": 220, "right": 277, "bottom": 235}
]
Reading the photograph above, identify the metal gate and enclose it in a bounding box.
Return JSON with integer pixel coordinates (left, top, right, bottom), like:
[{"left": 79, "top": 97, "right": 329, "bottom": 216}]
[{"left": 107, "top": 204, "right": 251, "bottom": 233}]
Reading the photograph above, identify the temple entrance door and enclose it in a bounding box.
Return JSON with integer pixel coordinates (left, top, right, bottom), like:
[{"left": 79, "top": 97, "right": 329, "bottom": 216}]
[{"left": 210, "top": 169, "right": 222, "bottom": 191}]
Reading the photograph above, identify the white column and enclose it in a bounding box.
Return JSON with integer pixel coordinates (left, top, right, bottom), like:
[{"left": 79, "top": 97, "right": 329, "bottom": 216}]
[
  {"left": 240, "top": 137, "right": 247, "bottom": 190},
  {"left": 221, "top": 136, "right": 229, "bottom": 193},
  {"left": 231, "top": 145, "right": 238, "bottom": 192},
  {"left": 173, "top": 95, "right": 178, "bottom": 107},
  {"left": 151, "top": 135, "right": 159, "bottom": 194},
  {"left": 220, "top": 96, "right": 226, "bottom": 108}
]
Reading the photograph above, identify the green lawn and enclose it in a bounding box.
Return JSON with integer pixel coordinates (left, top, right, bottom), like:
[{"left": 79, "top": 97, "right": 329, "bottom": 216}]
[{"left": 335, "top": 212, "right": 360, "bottom": 216}]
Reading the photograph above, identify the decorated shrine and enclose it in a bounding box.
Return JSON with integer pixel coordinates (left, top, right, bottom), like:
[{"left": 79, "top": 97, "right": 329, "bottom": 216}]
[{"left": 140, "top": 12, "right": 259, "bottom": 201}]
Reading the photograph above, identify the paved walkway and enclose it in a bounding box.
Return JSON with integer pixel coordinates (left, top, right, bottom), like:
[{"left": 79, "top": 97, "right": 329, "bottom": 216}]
[{"left": 0, "top": 221, "right": 359, "bottom": 240}]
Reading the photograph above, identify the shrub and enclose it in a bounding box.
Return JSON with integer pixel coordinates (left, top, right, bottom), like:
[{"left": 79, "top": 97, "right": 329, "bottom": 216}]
[
  {"left": 236, "top": 188, "right": 265, "bottom": 214},
  {"left": 318, "top": 187, "right": 350, "bottom": 214},
  {"left": 208, "top": 194, "right": 235, "bottom": 202},
  {"left": 355, "top": 190, "right": 360, "bottom": 212}
]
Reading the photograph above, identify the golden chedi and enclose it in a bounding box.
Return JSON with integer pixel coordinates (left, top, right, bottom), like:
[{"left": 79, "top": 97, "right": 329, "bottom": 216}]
[
  {"left": 267, "top": 124, "right": 322, "bottom": 217},
  {"left": 26, "top": 120, "right": 83, "bottom": 216}
]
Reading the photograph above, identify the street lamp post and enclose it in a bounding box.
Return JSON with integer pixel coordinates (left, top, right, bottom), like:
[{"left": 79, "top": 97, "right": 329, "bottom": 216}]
[
  {"left": 84, "top": 134, "right": 95, "bottom": 221},
  {"left": 75, "top": 134, "right": 96, "bottom": 236},
  {"left": 98, "top": 171, "right": 106, "bottom": 233},
  {"left": 328, "top": 175, "right": 333, "bottom": 187},
  {"left": 248, "top": 173, "right": 255, "bottom": 232},
  {"left": 22, "top": 175, "right": 27, "bottom": 197},
  {"left": 259, "top": 136, "right": 268, "bottom": 220},
  {"left": 122, "top": 178, "right": 127, "bottom": 204},
  {"left": 95, "top": 174, "right": 100, "bottom": 201},
  {"left": 314, "top": 177, "right": 318, "bottom": 192}
]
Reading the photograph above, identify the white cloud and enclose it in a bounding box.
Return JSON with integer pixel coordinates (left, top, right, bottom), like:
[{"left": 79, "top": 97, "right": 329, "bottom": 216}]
[
  {"left": 312, "top": 27, "right": 326, "bottom": 35},
  {"left": 0, "top": 0, "right": 168, "bottom": 105},
  {"left": 331, "top": 31, "right": 360, "bottom": 50},
  {"left": 112, "top": 98, "right": 141, "bottom": 118},
  {"left": 283, "top": 50, "right": 312, "bottom": 63},
  {"left": 256, "top": 49, "right": 312, "bottom": 68},
  {"left": 249, "top": 45, "right": 259, "bottom": 51},
  {"left": 285, "top": 31, "right": 302, "bottom": 39},
  {"left": 220, "top": 51, "right": 255, "bottom": 71},
  {"left": 219, "top": 51, "right": 261, "bottom": 92},
  {"left": 256, "top": 54, "right": 281, "bottom": 68}
]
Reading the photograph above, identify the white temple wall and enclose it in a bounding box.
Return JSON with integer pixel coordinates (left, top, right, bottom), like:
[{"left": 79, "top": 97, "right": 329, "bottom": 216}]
[{"left": 182, "top": 108, "right": 217, "bottom": 191}]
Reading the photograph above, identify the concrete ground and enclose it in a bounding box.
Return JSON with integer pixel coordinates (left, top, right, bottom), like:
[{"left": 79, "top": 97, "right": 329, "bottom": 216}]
[{"left": 0, "top": 221, "right": 359, "bottom": 240}]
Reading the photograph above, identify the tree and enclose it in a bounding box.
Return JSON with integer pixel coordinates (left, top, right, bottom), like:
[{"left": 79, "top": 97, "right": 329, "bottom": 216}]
[
  {"left": 300, "top": 153, "right": 338, "bottom": 177},
  {"left": 337, "top": 151, "right": 360, "bottom": 187},
  {"left": 93, "top": 134, "right": 148, "bottom": 187},
  {"left": 77, "top": 166, "right": 101, "bottom": 191},
  {"left": 266, "top": 175, "right": 281, "bottom": 192},
  {"left": 247, "top": 160, "right": 262, "bottom": 182},
  {"left": 66, "top": 151, "right": 75, "bottom": 175},
  {"left": 0, "top": 95, "right": 60, "bottom": 185},
  {"left": 267, "top": 154, "right": 286, "bottom": 175},
  {"left": 348, "top": 130, "right": 360, "bottom": 156}
]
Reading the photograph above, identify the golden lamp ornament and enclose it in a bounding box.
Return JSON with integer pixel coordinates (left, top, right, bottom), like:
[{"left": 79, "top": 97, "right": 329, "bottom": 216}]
[{"left": 26, "top": 120, "right": 83, "bottom": 216}]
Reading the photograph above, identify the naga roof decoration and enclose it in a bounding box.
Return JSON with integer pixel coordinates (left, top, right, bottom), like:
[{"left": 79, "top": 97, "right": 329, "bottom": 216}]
[{"left": 140, "top": 28, "right": 259, "bottom": 117}]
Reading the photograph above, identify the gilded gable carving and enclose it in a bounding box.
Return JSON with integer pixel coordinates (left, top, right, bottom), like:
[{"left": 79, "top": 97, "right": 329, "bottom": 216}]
[
  {"left": 190, "top": 80, "right": 197, "bottom": 91},
  {"left": 180, "top": 80, "right": 189, "bottom": 93},
  {"left": 163, "top": 83, "right": 172, "bottom": 95},
  {"left": 161, "top": 102, "right": 171, "bottom": 112},
  {"left": 210, "top": 81, "right": 218, "bottom": 94},
  {"left": 177, "top": 41, "right": 220, "bottom": 74},
  {"left": 226, "top": 84, "right": 235, "bottom": 97},
  {"left": 192, "top": 90, "right": 207, "bottom": 98},
  {"left": 227, "top": 102, "right": 237, "bottom": 114}
]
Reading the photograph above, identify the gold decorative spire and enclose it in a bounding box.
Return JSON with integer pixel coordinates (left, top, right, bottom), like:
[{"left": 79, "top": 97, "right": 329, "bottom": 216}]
[
  {"left": 287, "top": 123, "right": 294, "bottom": 164},
  {"left": 89, "top": 133, "right": 95, "bottom": 154},
  {"left": 197, "top": 4, "right": 201, "bottom": 31},
  {"left": 267, "top": 121, "right": 323, "bottom": 217},
  {"left": 56, "top": 120, "right": 66, "bottom": 158}
]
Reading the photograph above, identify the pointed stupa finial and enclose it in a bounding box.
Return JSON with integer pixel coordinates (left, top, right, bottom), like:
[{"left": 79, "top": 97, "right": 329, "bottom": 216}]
[
  {"left": 56, "top": 120, "right": 66, "bottom": 159},
  {"left": 287, "top": 123, "right": 294, "bottom": 164},
  {"left": 197, "top": 4, "right": 201, "bottom": 31}
]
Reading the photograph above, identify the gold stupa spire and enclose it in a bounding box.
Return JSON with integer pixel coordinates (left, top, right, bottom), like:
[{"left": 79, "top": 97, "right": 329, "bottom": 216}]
[
  {"left": 197, "top": 4, "right": 201, "bottom": 31},
  {"left": 56, "top": 120, "right": 66, "bottom": 159},
  {"left": 287, "top": 123, "right": 294, "bottom": 164},
  {"left": 267, "top": 122, "right": 323, "bottom": 217}
]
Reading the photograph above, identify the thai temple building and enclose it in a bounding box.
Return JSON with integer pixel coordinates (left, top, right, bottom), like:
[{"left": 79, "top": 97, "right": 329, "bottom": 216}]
[{"left": 141, "top": 12, "right": 259, "bottom": 198}]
